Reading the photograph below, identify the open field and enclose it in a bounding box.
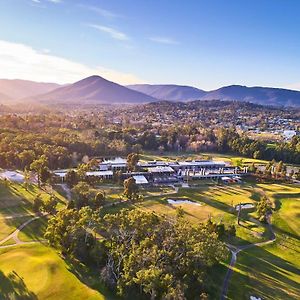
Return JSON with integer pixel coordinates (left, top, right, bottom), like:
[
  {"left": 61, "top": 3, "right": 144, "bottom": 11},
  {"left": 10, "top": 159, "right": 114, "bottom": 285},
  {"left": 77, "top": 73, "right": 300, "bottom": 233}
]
[
  {"left": 140, "top": 152, "right": 269, "bottom": 165},
  {"left": 0, "top": 170, "right": 299, "bottom": 299},
  {"left": 226, "top": 183, "right": 300, "bottom": 300},
  {"left": 0, "top": 243, "right": 116, "bottom": 300},
  {"left": 0, "top": 181, "right": 67, "bottom": 217},
  {"left": 18, "top": 217, "right": 48, "bottom": 242},
  {"left": 0, "top": 215, "right": 32, "bottom": 241}
]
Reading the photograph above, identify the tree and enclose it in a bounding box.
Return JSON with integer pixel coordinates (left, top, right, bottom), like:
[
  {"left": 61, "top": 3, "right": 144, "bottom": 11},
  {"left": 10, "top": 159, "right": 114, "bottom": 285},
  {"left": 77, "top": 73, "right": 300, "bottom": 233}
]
[
  {"left": 43, "top": 195, "right": 58, "bottom": 215},
  {"left": 40, "top": 166, "right": 51, "bottom": 185},
  {"left": 18, "top": 149, "right": 35, "bottom": 169},
  {"left": 248, "top": 163, "right": 257, "bottom": 173},
  {"left": 45, "top": 207, "right": 100, "bottom": 262},
  {"left": 91, "top": 191, "right": 106, "bottom": 208},
  {"left": 33, "top": 194, "right": 43, "bottom": 213},
  {"left": 30, "top": 155, "right": 48, "bottom": 187},
  {"left": 253, "top": 150, "right": 261, "bottom": 159},
  {"left": 72, "top": 181, "right": 91, "bottom": 209},
  {"left": 127, "top": 153, "right": 139, "bottom": 172},
  {"left": 101, "top": 209, "right": 227, "bottom": 299},
  {"left": 77, "top": 163, "right": 89, "bottom": 181},
  {"left": 65, "top": 170, "right": 78, "bottom": 187},
  {"left": 227, "top": 225, "right": 236, "bottom": 237},
  {"left": 123, "top": 177, "right": 139, "bottom": 200},
  {"left": 23, "top": 169, "right": 31, "bottom": 191},
  {"left": 256, "top": 196, "right": 272, "bottom": 222}
]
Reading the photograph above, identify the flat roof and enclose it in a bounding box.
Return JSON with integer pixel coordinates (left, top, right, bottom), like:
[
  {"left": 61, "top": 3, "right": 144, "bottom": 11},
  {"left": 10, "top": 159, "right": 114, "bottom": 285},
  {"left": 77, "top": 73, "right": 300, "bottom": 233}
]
[
  {"left": 148, "top": 166, "right": 175, "bottom": 173},
  {"left": 133, "top": 175, "right": 148, "bottom": 184},
  {"left": 101, "top": 157, "right": 127, "bottom": 165},
  {"left": 86, "top": 171, "right": 113, "bottom": 176},
  {"left": 178, "top": 160, "right": 226, "bottom": 166}
]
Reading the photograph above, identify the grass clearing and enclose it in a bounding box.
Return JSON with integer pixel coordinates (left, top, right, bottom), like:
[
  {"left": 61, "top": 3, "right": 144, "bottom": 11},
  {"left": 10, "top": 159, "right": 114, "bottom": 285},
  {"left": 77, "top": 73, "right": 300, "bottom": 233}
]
[
  {"left": 0, "top": 216, "right": 32, "bottom": 241},
  {"left": 18, "top": 216, "right": 48, "bottom": 242},
  {"left": 0, "top": 243, "right": 117, "bottom": 300},
  {"left": 0, "top": 181, "right": 67, "bottom": 217},
  {"left": 227, "top": 183, "right": 300, "bottom": 299}
]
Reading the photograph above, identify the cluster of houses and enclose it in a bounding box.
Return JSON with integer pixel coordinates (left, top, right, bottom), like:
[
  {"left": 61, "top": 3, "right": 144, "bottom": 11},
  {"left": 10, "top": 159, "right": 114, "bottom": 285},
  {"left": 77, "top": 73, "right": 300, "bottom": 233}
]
[{"left": 54, "top": 157, "right": 248, "bottom": 186}]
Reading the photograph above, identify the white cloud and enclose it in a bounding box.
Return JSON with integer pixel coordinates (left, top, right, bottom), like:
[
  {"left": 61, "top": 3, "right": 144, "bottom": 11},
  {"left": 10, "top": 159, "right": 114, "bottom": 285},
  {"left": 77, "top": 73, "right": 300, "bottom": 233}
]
[
  {"left": 149, "top": 36, "right": 179, "bottom": 45},
  {"left": 79, "top": 5, "right": 120, "bottom": 19},
  {"left": 0, "top": 40, "right": 144, "bottom": 84},
  {"left": 87, "top": 24, "right": 129, "bottom": 41},
  {"left": 31, "top": 0, "right": 62, "bottom": 3},
  {"left": 47, "top": 0, "right": 62, "bottom": 3}
]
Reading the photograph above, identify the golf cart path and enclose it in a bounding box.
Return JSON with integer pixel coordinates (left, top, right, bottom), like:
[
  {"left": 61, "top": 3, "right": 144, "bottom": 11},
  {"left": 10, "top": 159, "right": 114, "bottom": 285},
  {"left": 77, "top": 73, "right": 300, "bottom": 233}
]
[
  {"left": 0, "top": 215, "right": 44, "bottom": 249},
  {"left": 59, "top": 183, "right": 72, "bottom": 200},
  {"left": 220, "top": 214, "right": 276, "bottom": 300}
]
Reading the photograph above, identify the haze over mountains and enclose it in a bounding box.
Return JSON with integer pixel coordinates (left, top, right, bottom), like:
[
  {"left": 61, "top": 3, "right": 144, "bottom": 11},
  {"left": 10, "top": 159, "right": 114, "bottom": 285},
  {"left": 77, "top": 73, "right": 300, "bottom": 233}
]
[
  {"left": 30, "top": 75, "right": 156, "bottom": 105},
  {"left": 0, "top": 75, "right": 300, "bottom": 107},
  {"left": 0, "top": 79, "right": 60, "bottom": 102},
  {"left": 128, "top": 84, "right": 300, "bottom": 107},
  {"left": 127, "top": 84, "right": 206, "bottom": 102}
]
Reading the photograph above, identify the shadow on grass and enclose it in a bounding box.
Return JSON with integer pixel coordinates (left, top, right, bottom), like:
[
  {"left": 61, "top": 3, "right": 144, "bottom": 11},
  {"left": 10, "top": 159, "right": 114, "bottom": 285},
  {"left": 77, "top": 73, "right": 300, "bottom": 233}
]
[
  {"left": 227, "top": 244, "right": 300, "bottom": 300},
  {"left": 0, "top": 270, "right": 37, "bottom": 300},
  {"left": 18, "top": 217, "right": 48, "bottom": 242},
  {"left": 65, "top": 258, "right": 120, "bottom": 300}
]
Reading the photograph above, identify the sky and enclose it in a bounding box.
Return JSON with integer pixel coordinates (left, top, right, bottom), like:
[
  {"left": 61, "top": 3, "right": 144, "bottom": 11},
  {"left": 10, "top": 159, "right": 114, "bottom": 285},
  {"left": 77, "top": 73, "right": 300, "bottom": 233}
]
[{"left": 0, "top": 0, "right": 300, "bottom": 90}]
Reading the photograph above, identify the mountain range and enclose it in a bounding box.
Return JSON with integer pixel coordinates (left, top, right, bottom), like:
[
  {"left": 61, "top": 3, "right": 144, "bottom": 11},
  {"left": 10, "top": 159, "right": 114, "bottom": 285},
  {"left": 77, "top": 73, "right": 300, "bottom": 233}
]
[
  {"left": 0, "top": 75, "right": 300, "bottom": 107},
  {"left": 0, "top": 79, "right": 60, "bottom": 101},
  {"left": 30, "top": 75, "right": 156, "bottom": 105},
  {"left": 127, "top": 84, "right": 206, "bottom": 102}
]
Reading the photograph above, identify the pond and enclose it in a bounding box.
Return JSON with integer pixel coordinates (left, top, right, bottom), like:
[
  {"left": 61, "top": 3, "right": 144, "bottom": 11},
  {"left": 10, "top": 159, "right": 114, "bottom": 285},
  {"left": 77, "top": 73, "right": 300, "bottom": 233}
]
[{"left": 167, "top": 199, "right": 202, "bottom": 206}]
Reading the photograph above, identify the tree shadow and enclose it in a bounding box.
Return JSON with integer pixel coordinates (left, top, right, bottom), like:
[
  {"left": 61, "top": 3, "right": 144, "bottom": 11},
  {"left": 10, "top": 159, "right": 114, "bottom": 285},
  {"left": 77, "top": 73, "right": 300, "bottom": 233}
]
[
  {"left": 0, "top": 270, "right": 37, "bottom": 300},
  {"left": 64, "top": 258, "right": 120, "bottom": 300},
  {"left": 17, "top": 217, "right": 48, "bottom": 242},
  {"left": 226, "top": 244, "right": 300, "bottom": 300}
]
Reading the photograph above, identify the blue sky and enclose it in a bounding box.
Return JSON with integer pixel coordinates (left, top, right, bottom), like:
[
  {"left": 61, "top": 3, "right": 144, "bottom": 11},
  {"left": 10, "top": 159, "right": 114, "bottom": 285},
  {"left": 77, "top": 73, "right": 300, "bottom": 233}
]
[{"left": 0, "top": 0, "right": 300, "bottom": 90}]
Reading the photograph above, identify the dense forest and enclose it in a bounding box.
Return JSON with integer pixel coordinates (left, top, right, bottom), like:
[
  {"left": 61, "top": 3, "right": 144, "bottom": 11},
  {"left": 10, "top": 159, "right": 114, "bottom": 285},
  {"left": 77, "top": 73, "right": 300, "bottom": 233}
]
[
  {"left": 45, "top": 207, "right": 228, "bottom": 299},
  {"left": 0, "top": 112, "right": 299, "bottom": 172}
]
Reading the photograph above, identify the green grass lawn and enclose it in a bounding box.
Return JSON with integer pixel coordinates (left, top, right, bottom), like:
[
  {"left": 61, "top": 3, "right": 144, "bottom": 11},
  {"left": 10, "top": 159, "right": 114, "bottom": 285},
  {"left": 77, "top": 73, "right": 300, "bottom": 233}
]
[
  {"left": 0, "top": 180, "right": 68, "bottom": 244},
  {"left": 227, "top": 183, "right": 300, "bottom": 300},
  {"left": 0, "top": 181, "right": 67, "bottom": 217},
  {"left": 102, "top": 182, "right": 270, "bottom": 246},
  {"left": 18, "top": 216, "right": 48, "bottom": 242},
  {"left": 140, "top": 151, "right": 269, "bottom": 165},
  {"left": 0, "top": 243, "right": 117, "bottom": 300},
  {"left": 0, "top": 216, "right": 32, "bottom": 241}
]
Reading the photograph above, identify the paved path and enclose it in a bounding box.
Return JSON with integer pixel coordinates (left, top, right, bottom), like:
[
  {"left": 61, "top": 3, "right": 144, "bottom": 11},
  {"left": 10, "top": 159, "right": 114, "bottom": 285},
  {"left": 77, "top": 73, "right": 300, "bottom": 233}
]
[
  {"left": 220, "top": 215, "right": 276, "bottom": 300},
  {"left": 0, "top": 216, "right": 40, "bottom": 246},
  {"left": 0, "top": 214, "right": 47, "bottom": 249},
  {"left": 59, "top": 184, "right": 72, "bottom": 200}
]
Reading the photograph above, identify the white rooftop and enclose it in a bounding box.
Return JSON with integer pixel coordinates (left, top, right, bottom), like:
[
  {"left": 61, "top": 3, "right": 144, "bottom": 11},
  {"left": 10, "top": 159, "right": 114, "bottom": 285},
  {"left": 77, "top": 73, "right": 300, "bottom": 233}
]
[
  {"left": 133, "top": 175, "right": 148, "bottom": 185},
  {"left": 86, "top": 171, "right": 113, "bottom": 176},
  {"left": 101, "top": 157, "right": 127, "bottom": 165},
  {"left": 148, "top": 166, "right": 175, "bottom": 173}
]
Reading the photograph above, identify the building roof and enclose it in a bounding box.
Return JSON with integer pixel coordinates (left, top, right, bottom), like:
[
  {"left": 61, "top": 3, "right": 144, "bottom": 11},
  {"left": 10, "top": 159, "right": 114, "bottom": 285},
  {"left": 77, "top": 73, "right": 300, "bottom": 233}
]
[
  {"left": 101, "top": 157, "right": 127, "bottom": 165},
  {"left": 178, "top": 160, "right": 226, "bottom": 167},
  {"left": 148, "top": 166, "right": 175, "bottom": 173},
  {"left": 86, "top": 171, "right": 113, "bottom": 176},
  {"left": 133, "top": 175, "right": 148, "bottom": 184}
]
